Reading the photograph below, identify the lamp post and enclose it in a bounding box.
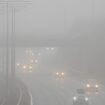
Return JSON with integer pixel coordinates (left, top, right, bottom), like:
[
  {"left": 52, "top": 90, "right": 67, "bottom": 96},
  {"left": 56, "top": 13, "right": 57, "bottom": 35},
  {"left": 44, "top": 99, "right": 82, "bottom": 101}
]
[{"left": 0, "top": 0, "right": 32, "bottom": 99}]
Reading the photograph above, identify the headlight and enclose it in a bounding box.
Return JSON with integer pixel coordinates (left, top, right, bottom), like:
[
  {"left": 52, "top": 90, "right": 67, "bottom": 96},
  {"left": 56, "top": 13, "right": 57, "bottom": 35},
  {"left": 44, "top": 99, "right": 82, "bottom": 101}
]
[
  {"left": 56, "top": 72, "right": 59, "bottom": 75},
  {"left": 23, "top": 65, "right": 27, "bottom": 69},
  {"left": 86, "top": 84, "right": 90, "bottom": 88},
  {"left": 95, "top": 84, "right": 99, "bottom": 88},
  {"left": 61, "top": 72, "right": 64, "bottom": 76},
  {"left": 73, "top": 96, "right": 77, "bottom": 101},
  {"left": 85, "top": 97, "right": 89, "bottom": 101},
  {"left": 29, "top": 65, "right": 33, "bottom": 69}
]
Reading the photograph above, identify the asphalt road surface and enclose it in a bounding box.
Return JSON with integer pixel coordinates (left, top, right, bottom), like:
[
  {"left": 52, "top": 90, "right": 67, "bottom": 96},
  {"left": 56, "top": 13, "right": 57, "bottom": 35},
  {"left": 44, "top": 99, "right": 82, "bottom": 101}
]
[{"left": 19, "top": 73, "right": 105, "bottom": 105}]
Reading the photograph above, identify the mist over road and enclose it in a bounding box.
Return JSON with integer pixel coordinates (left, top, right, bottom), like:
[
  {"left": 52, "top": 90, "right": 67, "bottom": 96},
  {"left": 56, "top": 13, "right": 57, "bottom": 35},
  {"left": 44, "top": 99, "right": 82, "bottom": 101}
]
[{"left": 19, "top": 72, "right": 105, "bottom": 105}]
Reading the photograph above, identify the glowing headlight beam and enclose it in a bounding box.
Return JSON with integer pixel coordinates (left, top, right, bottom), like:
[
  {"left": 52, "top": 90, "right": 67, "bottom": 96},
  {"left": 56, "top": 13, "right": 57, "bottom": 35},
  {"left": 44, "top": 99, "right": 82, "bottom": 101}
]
[
  {"left": 61, "top": 72, "right": 64, "bottom": 76},
  {"left": 95, "top": 84, "right": 99, "bottom": 88},
  {"left": 16, "top": 63, "right": 20, "bottom": 66},
  {"left": 85, "top": 97, "right": 89, "bottom": 101},
  {"left": 29, "top": 65, "right": 33, "bottom": 69},
  {"left": 35, "top": 60, "right": 38, "bottom": 63},
  {"left": 23, "top": 65, "right": 27, "bottom": 69},
  {"left": 73, "top": 96, "right": 77, "bottom": 101},
  {"left": 56, "top": 72, "right": 59, "bottom": 75},
  {"left": 86, "top": 84, "right": 90, "bottom": 88}
]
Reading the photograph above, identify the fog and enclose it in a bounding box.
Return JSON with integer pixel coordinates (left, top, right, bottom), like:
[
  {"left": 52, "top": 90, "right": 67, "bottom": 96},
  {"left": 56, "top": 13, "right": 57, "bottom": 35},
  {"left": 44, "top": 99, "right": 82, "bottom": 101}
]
[
  {"left": 14, "top": 0, "right": 104, "bottom": 45},
  {"left": 0, "top": 0, "right": 105, "bottom": 105}
]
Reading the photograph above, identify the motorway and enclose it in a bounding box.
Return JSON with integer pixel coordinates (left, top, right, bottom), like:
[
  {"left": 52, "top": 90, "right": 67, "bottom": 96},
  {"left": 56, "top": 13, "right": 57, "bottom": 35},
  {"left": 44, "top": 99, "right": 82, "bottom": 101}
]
[
  {"left": 0, "top": 75, "right": 31, "bottom": 105},
  {"left": 19, "top": 73, "right": 105, "bottom": 105}
]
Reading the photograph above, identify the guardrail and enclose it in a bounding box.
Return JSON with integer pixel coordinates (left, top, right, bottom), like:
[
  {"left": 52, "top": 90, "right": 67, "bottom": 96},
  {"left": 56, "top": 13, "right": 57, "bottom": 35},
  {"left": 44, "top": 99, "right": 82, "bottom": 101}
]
[
  {"left": 0, "top": 78, "right": 33, "bottom": 105},
  {"left": 17, "top": 85, "right": 22, "bottom": 105},
  {"left": 29, "top": 91, "right": 33, "bottom": 105},
  {"left": 16, "top": 79, "right": 33, "bottom": 105}
]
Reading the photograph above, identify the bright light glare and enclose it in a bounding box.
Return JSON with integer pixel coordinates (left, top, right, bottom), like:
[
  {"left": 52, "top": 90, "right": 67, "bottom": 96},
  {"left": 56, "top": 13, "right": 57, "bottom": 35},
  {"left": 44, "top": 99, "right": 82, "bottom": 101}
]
[
  {"left": 23, "top": 65, "right": 27, "bottom": 69},
  {"left": 73, "top": 97, "right": 77, "bottom": 101},
  {"left": 85, "top": 97, "right": 89, "bottom": 101},
  {"left": 61, "top": 72, "right": 64, "bottom": 75},
  {"left": 16, "top": 63, "right": 20, "bottom": 66},
  {"left": 29, "top": 66, "right": 33, "bottom": 69},
  {"left": 56, "top": 72, "right": 59, "bottom": 75},
  {"left": 35, "top": 60, "right": 38, "bottom": 63},
  {"left": 95, "top": 84, "right": 99, "bottom": 88},
  {"left": 86, "top": 84, "right": 90, "bottom": 88}
]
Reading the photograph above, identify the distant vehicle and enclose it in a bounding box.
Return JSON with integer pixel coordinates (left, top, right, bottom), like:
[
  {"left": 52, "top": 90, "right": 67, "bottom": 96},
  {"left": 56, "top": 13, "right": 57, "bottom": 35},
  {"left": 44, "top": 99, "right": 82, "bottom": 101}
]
[
  {"left": 22, "top": 65, "right": 33, "bottom": 73},
  {"left": 55, "top": 72, "right": 64, "bottom": 80},
  {"left": 73, "top": 96, "right": 89, "bottom": 105},
  {"left": 84, "top": 80, "right": 99, "bottom": 94},
  {"left": 73, "top": 89, "right": 89, "bottom": 105}
]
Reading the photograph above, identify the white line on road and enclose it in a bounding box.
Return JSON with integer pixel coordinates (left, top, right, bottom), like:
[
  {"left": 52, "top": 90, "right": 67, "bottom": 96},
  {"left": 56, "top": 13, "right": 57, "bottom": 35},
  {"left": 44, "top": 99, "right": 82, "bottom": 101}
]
[
  {"left": 17, "top": 85, "right": 22, "bottom": 105},
  {"left": 29, "top": 91, "right": 33, "bottom": 105}
]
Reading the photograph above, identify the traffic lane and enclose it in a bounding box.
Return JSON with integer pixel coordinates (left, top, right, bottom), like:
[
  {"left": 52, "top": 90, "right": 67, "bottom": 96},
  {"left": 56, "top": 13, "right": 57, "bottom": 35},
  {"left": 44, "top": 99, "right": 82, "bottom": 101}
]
[
  {"left": 20, "top": 74, "right": 105, "bottom": 105},
  {"left": 21, "top": 75, "right": 86, "bottom": 105},
  {"left": 25, "top": 76, "right": 63, "bottom": 105}
]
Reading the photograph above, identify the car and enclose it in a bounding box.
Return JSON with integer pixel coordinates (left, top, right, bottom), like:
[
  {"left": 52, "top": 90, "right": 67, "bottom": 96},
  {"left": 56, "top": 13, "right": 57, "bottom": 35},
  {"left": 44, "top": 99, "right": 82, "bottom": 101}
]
[
  {"left": 84, "top": 80, "right": 99, "bottom": 94},
  {"left": 73, "top": 89, "right": 89, "bottom": 105},
  {"left": 55, "top": 72, "right": 65, "bottom": 80},
  {"left": 73, "top": 96, "right": 89, "bottom": 105}
]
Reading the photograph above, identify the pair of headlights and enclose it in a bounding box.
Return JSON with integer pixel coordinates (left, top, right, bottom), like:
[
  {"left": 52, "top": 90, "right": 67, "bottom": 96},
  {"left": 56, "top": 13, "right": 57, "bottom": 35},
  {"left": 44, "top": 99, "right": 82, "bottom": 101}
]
[
  {"left": 73, "top": 96, "right": 89, "bottom": 101},
  {"left": 86, "top": 84, "right": 99, "bottom": 88},
  {"left": 56, "top": 72, "right": 64, "bottom": 76}
]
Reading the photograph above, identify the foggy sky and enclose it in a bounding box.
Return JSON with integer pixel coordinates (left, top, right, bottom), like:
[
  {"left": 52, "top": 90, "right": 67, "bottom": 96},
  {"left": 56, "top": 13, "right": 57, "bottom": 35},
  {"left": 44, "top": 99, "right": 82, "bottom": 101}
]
[
  {"left": 14, "top": 0, "right": 105, "bottom": 47},
  {"left": 0, "top": 0, "right": 105, "bottom": 81},
  {"left": 0, "top": 0, "right": 105, "bottom": 46}
]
